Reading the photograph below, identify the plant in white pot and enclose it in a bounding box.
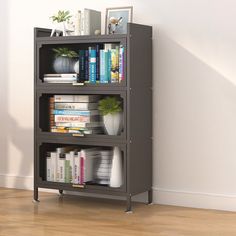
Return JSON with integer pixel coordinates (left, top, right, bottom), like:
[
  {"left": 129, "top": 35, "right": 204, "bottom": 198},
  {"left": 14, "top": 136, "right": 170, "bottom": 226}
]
[
  {"left": 52, "top": 48, "right": 79, "bottom": 74},
  {"left": 50, "top": 10, "right": 73, "bottom": 36},
  {"left": 98, "top": 97, "right": 122, "bottom": 135}
]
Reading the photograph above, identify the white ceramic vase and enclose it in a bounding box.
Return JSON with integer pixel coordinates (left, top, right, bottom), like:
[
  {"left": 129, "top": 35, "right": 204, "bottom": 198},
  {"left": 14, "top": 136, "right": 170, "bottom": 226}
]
[
  {"left": 103, "top": 112, "right": 122, "bottom": 135},
  {"left": 109, "top": 147, "right": 123, "bottom": 188}
]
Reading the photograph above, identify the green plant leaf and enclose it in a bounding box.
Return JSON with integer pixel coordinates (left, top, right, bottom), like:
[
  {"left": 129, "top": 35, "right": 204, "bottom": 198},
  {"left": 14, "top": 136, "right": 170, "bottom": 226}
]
[{"left": 98, "top": 97, "right": 122, "bottom": 116}]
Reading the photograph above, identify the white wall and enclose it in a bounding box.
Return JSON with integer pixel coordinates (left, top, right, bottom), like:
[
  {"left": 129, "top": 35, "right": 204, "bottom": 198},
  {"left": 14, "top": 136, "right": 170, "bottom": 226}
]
[{"left": 1, "top": 0, "right": 236, "bottom": 211}]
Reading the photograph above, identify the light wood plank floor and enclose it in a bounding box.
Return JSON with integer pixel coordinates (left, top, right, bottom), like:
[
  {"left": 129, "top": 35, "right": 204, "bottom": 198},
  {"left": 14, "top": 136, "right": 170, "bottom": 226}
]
[{"left": 0, "top": 188, "right": 236, "bottom": 236}]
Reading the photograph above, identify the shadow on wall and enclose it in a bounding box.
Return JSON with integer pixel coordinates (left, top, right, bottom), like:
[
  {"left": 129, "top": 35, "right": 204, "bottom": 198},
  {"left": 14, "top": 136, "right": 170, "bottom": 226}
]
[
  {"left": 0, "top": 0, "right": 9, "bottom": 185},
  {"left": 0, "top": 2, "right": 33, "bottom": 190},
  {"left": 154, "top": 31, "right": 236, "bottom": 195},
  {"left": 8, "top": 117, "right": 33, "bottom": 189}
]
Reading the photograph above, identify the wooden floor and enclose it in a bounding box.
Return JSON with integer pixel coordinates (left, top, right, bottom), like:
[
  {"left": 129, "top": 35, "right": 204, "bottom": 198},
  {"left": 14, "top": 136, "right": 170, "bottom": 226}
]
[{"left": 0, "top": 188, "right": 236, "bottom": 236}]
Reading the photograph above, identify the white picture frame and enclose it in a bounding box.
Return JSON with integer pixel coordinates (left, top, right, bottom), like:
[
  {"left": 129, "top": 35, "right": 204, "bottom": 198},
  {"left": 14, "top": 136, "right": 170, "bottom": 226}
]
[{"left": 105, "top": 6, "right": 133, "bottom": 34}]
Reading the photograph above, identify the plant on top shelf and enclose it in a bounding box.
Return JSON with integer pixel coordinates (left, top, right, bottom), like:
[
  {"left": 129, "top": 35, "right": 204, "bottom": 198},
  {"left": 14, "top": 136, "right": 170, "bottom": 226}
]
[
  {"left": 51, "top": 10, "right": 72, "bottom": 23},
  {"left": 50, "top": 10, "right": 73, "bottom": 37},
  {"left": 98, "top": 97, "right": 122, "bottom": 135},
  {"left": 52, "top": 47, "right": 79, "bottom": 74}
]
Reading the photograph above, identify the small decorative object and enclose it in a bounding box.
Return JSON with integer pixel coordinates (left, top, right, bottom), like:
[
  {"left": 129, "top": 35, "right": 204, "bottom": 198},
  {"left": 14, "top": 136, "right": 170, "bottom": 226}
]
[
  {"left": 110, "top": 147, "right": 123, "bottom": 188},
  {"left": 50, "top": 10, "right": 73, "bottom": 36},
  {"left": 105, "top": 6, "right": 133, "bottom": 34},
  {"left": 94, "top": 29, "right": 101, "bottom": 35},
  {"left": 73, "top": 60, "right": 80, "bottom": 74},
  {"left": 52, "top": 48, "right": 78, "bottom": 74},
  {"left": 98, "top": 97, "right": 122, "bottom": 135}
]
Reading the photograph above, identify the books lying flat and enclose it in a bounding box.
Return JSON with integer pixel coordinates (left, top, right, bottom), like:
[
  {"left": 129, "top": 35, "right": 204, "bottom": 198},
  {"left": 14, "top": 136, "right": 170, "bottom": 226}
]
[
  {"left": 44, "top": 74, "right": 79, "bottom": 83},
  {"left": 53, "top": 109, "right": 99, "bottom": 116},
  {"left": 54, "top": 95, "right": 101, "bottom": 103},
  {"left": 55, "top": 122, "right": 101, "bottom": 128},
  {"left": 44, "top": 77, "right": 77, "bottom": 83},
  {"left": 54, "top": 115, "right": 99, "bottom": 123},
  {"left": 51, "top": 127, "right": 102, "bottom": 134},
  {"left": 54, "top": 102, "right": 98, "bottom": 110}
]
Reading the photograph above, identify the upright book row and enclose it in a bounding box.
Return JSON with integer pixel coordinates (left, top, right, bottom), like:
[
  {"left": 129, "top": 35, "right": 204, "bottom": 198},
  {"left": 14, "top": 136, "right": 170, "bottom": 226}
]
[
  {"left": 46, "top": 146, "right": 121, "bottom": 187},
  {"left": 78, "top": 43, "right": 124, "bottom": 83}
]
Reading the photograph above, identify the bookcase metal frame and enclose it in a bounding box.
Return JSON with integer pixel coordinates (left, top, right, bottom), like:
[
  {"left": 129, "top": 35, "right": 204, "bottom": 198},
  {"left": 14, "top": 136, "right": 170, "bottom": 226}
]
[{"left": 34, "top": 23, "right": 153, "bottom": 212}]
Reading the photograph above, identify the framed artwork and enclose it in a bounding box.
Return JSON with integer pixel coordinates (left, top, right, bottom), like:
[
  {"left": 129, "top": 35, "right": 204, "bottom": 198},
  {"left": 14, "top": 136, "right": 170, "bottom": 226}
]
[{"left": 105, "top": 6, "right": 133, "bottom": 34}]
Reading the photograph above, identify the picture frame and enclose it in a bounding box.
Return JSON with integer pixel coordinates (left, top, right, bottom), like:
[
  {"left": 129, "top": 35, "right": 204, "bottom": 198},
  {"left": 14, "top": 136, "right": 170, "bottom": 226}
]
[{"left": 105, "top": 6, "right": 133, "bottom": 34}]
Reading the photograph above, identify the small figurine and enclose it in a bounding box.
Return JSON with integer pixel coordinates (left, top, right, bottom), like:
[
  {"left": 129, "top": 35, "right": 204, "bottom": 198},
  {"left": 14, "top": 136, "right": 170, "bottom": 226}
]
[{"left": 108, "top": 16, "right": 123, "bottom": 34}]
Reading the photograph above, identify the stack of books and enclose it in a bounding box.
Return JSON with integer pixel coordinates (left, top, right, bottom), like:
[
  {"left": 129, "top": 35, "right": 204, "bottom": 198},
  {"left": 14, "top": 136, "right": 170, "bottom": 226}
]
[
  {"left": 43, "top": 73, "right": 79, "bottom": 83},
  {"left": 50, "top": 95, "right": 102, "bottom": 135},
  {"left": 94, "top": 150, "right": 113, "bottom": 185}
]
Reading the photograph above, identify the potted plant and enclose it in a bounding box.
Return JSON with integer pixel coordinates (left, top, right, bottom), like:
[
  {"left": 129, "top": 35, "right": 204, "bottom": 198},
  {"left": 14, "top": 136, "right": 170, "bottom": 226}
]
[
  {"left": 52, "top": 48, "right": 79, "bottom": 74},
  {"left": 98, "top": 97, "right": 122, "bottom": 135},
  {"left": 50, "top": 10, "right": 72, "bottom": 36}
]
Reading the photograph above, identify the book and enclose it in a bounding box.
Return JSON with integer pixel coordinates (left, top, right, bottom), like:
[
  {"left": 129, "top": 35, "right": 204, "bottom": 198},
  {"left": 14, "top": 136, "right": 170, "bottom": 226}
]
[
  {"left": 54, "top": 95, "right": 100, "bottom": 103},
  {"left": 51, "top": 127, "right": 102, "bottom": 134},
  {"left": 65, "top": 153, "right": 72, "bottom": 183},
  {"left": 58, "top": 155, "right": 65, "bottom": 183},
  {"left": 49, "top": 97, "right": 55, "bottom": 131},
  {"left": 119, "top": 46, "right": 125, "bottom": 82},
  {"left": 46, "top": 152, "right": 51, "bottom": 181},
  {"left": 79, "top": 50, "right": 85, "bottom": 82},
  {"left": 74, "top": 10, "right": 82, "bottom": 35},
  {"left": 55, "top": 122, "right": 101, "bottom": 128},
  {"left": 44, "top": 73, "right": 78, "bottom": 78},
  {"left": 79, "top": 148, "right": 101, "bottom": 184},
  {"left": 96, "top": 44, "right": 100, "bottom": 82},
  {"left": 54, "top": 102, "right": 98, "bottom": 110},
  {"left": 85, "top": 50, "right": 89, "bottom": 82},
  {"left": 74, "top": 153, "right": 80, "bottom": 184},
  {"left": 83, "top": 9, "right": 101, "bottom": 35},
  {"left": 89, "top": 47, "right": 96, "bottom": 83},
  {"left": 53, "top": 110, "right": 99, "bottom": 116},
  {"left": 50, "top": 152, "right": 57, "bottom": 182},
  {"left": 54, "top": 115, "right": 99, "bottom": 123},
  {"left": 43, "top": 77, "right": 77, "bottom": 83}
]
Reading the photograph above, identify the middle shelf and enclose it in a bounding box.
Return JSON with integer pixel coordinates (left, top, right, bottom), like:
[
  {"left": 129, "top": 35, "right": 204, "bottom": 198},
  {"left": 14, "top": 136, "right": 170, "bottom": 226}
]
[{"left": 36, "top": 92, "right": 127, "bottom": 140}]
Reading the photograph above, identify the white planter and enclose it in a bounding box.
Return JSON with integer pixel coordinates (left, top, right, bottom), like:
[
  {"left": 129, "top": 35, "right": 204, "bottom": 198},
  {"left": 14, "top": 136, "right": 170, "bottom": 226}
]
[
  {"left": 109, "top": 147, "right": 123, "bottom": 188},
  {"left": 103, "top": 112, "right": 122, "bottom": 135}
]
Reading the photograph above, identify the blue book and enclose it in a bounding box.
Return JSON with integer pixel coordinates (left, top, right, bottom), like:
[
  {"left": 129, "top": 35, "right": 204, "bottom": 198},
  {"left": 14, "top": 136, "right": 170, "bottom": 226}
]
[
  {"left": 100, "top": 50, "right": 106, "bottom": 83},
  {"left": 79, "top": 50, "right": 85, "bottom": 82},
  {"left": 107, "top": 50, "right": 111, "bottom": 83},
  {"left": 85, "top": 50, "right": 89, "bottom": 82},
  {"left": 53, "top": 110, "right": 99, "bottom": 116},
  {"left": 89, "top": 47, "right": 96, "bottom": 83},
  {"left": 96, "top": 44, "right": 100, "bottom": 82}
]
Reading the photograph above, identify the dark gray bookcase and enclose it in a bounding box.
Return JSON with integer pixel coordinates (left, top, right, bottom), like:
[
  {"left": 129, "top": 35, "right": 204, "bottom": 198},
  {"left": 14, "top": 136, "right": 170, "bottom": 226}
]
[{"left": 34, "top": 23, "right": 152, "bottom": 212}]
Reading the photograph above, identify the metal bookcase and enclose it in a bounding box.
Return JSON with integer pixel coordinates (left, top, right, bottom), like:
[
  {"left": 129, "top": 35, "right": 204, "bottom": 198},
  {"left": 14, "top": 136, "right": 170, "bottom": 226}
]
[{"left": 34, "top": 23, "right": 153, "bottom": 212}]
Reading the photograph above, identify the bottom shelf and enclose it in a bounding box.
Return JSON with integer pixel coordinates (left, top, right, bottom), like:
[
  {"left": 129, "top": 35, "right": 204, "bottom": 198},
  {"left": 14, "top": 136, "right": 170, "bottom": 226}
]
[{"left": 37, "top": 180, "right": 126, "bottom": 196}]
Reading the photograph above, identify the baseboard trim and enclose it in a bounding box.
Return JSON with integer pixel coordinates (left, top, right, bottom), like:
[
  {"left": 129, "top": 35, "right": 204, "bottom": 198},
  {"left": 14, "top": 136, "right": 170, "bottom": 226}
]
[
  {"left": 0, "top": 174, "right": 33, "bottom": 190},
  {"left": 153, "top": 187, "right": 236, "bottom": 212},
  {"left": 1, "top": 174, "right": 236, "bottom": 212}
]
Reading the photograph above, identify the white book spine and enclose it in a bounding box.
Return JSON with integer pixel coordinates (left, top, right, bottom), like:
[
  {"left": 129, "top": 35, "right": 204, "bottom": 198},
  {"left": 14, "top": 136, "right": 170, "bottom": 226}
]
[
  {"left": 58, "top": 158, "right": 65, "bottom": 183},
  {"left": 70, "top": 151, "right": 75, "bottom": 183},
  {"left": 74, "top": 153, "right": 80, "bottom": 184},
  {"left": 81, "top": 12, "right": 85, "bottom": 35},
  {"left": 74, "top": 10, "right": 81, "bottom": 35},
  {"left": 46, "top": 157, "right": 51, "bottom": 181},
  {"left": 84, "top": 9, "right": 89, "bottom": 35},
  {"left": 50, "top": 152, "right": 57, "bottom": 182}
]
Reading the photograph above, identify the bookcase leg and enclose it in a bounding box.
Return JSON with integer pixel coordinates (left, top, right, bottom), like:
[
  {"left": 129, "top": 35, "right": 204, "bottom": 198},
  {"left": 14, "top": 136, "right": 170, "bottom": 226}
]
[
  {"left": 125, "top": 194, "right": 133, "bottom": 213},
  {"left": 148, "top": 189, "right": 153, "bottom": 205},
  {"left": 33, "top": 187, "right": 40, "bottom": 203}
]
